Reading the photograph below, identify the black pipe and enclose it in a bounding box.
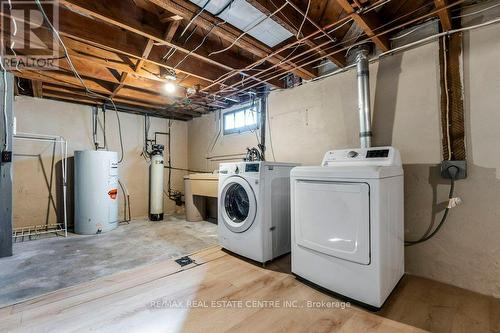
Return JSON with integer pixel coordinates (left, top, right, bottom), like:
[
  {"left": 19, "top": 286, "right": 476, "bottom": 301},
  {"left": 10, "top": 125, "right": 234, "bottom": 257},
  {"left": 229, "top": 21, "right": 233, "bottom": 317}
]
[{"left": 260, "top": 96, "right": 267, "bottom": 161}]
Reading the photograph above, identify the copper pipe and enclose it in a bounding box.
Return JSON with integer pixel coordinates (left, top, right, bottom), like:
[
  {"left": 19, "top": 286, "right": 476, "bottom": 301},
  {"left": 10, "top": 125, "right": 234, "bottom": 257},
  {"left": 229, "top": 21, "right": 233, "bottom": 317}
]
[{"left": 211, "top": 0, "right": 467, "bottom": 102}]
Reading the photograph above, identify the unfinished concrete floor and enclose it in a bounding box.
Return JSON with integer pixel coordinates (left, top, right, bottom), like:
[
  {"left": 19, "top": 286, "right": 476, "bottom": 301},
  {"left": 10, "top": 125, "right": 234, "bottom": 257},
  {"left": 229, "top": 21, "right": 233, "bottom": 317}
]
[{"left": 0, "top": 215, "right": 218, "bottom": 307}]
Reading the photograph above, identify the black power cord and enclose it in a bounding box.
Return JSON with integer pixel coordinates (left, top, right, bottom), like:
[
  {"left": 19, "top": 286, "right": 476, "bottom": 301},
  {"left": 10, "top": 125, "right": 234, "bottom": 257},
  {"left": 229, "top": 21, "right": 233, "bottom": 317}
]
[{"left": 405, "top": 165, "right": 459, "bottom": 246}]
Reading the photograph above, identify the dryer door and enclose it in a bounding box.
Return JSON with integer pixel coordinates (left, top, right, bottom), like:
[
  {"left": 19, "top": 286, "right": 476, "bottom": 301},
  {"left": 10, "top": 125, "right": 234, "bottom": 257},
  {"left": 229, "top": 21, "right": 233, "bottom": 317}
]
[
  {"left": 220, "top": 176, "right": 257, "bottom": 233},
  {"left": 294, "top": 180, "right": 370, "bottom": 265}
]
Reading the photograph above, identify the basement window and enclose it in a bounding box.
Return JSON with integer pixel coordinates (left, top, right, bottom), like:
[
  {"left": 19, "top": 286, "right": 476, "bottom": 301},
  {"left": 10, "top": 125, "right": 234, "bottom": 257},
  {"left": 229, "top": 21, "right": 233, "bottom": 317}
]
[{"left": 223, "top": 101, "right": 260, "bottom": 135}]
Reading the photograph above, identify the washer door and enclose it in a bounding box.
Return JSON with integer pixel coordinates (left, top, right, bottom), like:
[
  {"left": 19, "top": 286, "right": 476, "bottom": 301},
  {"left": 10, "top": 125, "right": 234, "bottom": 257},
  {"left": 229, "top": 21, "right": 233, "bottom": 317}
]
[{"left": 220, "top": 176, "right": 257, "bottom": 233}]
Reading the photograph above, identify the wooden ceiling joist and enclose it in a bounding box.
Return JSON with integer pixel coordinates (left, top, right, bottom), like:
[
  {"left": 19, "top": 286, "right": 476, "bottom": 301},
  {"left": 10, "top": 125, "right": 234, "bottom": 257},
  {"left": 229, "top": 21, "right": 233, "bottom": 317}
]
[
  {"left": 15, "top": 70, "right": 198, "bottom": 117},
  {"left": 335, "top": 0, "right": 390, "bottom": 52},
  {"left": 43, "top": 83, "right": 200, "bottom": 117},
  {"left": 32, "top": 81, "right": 43, "bottom": 98},
  {"left": 246, "top": 0, "right": 347, "bottom": 68},
  {"left": 4, "top": 0, "right": 455, "bottom": 117},
  {"left": 145, "top": 0, "right": 318, "bottom": 80},
  {"left": 434, "top": 0, "right": 453, "bottom": 31},
  {"left": 58, "top": 0, "right": 287, "bottom": 88},
  {"left": 2, "top": 4, "right": 244, "bottom": 93}
]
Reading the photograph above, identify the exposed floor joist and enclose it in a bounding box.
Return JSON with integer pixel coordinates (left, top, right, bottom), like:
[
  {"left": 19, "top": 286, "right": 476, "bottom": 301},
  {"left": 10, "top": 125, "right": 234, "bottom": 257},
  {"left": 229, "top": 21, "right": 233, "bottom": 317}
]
[
  {"left": 246, "top": 0, "right": 347, "bottom": 68},
  {"left": 146, "top": 0, "right": 319, "bottom": 80},
  {"left": 1, "top": 0, "right": 465, "bottom": 116},
  {"left": 335, "top": 0, "right": 391, "bottom": 52}
]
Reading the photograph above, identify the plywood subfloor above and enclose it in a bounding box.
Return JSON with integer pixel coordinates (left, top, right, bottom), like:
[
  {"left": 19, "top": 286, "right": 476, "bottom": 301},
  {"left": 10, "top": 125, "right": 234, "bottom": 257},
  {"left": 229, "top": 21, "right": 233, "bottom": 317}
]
[{"left": 0, "top": 246, "right": 425, "bottom": 333}]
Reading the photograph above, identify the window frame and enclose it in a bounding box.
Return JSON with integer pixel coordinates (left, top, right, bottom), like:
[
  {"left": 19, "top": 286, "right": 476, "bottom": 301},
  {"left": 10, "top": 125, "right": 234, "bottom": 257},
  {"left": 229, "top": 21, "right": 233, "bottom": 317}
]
[{"left": 222, "top": 101, "right": 261, "bottom": 136}]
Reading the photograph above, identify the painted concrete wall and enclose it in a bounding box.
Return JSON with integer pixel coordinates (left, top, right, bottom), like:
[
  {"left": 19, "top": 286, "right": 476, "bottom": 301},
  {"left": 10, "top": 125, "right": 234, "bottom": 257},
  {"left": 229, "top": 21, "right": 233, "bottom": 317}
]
[
  {"left": 187, "top": 25, "right": 500, "bottom": 297},
  {"left": 13, "top": 97, "right": 188, "bottom": 228}
]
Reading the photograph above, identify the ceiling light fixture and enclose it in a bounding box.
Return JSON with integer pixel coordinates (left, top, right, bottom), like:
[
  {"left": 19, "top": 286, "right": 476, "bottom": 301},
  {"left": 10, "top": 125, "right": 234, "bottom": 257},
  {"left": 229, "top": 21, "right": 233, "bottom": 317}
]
[{"left": 164, "top": 82, "right": 176, "bottom": 94}]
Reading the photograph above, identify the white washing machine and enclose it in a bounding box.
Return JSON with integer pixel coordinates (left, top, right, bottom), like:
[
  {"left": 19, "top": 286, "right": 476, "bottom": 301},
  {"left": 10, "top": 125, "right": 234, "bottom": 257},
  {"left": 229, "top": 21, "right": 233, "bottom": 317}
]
[
  {"left": 290, "top": 147, "right": 404, "bottom": 309},
  {"left": 218, "top": 161, "right": 298, "bottom": 263}
]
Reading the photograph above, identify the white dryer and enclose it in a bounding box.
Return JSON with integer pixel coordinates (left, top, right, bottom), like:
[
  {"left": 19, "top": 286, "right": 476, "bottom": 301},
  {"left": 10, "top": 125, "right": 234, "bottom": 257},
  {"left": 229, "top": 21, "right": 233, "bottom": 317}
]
[
  {"left": 290, "top": 147, "right": 404, "bottom": 309},
  {"left": 218, "top": 161, "right": 298, "bottom": 263}
]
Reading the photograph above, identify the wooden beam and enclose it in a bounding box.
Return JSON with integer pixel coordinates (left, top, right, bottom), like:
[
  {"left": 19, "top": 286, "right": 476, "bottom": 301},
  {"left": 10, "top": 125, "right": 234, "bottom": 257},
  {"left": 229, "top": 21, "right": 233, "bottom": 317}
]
[
  {"left": 55, "top": 55, "right": 181, "bottom": 101},
  {"left": 146, "top": 0, "right": 318, "bottom": 79},
  {"left": 439, "top": 34, "right": 465, "bottom": 160},
  {"left": 42, "top": 91, "right": 191, "bottom": 120},
  {"left": 32, "top": 81, "right": 43, "bottom": 98},
  {"left": 16, "top": 70, "right": 113, "bottom": 95},
  {"left": 335, "top": 0, "right": 390, "bottom": 51},
  {"left": 115, "top": 19, "right": 179, "bottom": 98},
  {"left": 132, "top": 0, "right": 162, "bottom": 14},
  {"left": 134, "top": 39, "right": 155, "bottom": 72},
  {"left": 163, "top": 20, "right": 181, "bottom": 43},
  {"left": 58, "top": 0, "right": 294, "bottom": 84},
  {"left": 159, "top": 13, "right": 183, "bottom": 23},
  {"left": 43, "top": 84, "right": 199, "bottom": 118},
  {"left": 434, "top": 0, "right": 453, "bottom": 31},
  {"left": 1, "top": 4, "right": 246, "bottom": 89},
  {"left": 246, "top": 0, "right": 346, "bottom": 67},
  {"left": 14, "top": 70, "right": 186, "bottom": 110},
  {"left": 110, "top": 73, "right": 128, "bottom": 98}
]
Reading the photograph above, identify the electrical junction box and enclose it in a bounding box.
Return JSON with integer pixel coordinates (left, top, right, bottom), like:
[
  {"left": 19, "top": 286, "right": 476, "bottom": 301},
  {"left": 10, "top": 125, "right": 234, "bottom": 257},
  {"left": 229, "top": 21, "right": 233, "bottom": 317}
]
[{"left": 441, "top": 160, "right": 467, "bottom": 180}]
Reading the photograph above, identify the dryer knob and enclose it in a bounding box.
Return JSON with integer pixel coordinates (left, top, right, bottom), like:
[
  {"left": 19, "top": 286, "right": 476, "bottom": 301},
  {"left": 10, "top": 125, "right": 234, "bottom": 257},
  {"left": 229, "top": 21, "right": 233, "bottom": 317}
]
[
  {"left": 348, "top": 150, "right": 359, "bottom": 158},
  {"left": 235, "top": 166, "right": 239, "bottom": 174}
]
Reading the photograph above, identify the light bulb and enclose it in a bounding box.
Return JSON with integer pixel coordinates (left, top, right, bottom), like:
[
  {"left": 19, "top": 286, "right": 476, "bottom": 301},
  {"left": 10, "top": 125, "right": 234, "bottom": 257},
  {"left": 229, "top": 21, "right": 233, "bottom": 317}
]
[{"left": 164, "top": 82, "right": 176, "bottom": 94}]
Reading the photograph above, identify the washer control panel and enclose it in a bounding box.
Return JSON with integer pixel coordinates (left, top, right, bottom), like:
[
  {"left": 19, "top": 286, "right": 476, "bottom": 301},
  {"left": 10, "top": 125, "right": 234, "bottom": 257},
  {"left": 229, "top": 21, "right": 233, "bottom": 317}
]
[
  {"left": 321, "top": 147, "right": 401, "bottom": 167},
  {"left": 220, "top": 162, "right": 262, "bottom": 175}
]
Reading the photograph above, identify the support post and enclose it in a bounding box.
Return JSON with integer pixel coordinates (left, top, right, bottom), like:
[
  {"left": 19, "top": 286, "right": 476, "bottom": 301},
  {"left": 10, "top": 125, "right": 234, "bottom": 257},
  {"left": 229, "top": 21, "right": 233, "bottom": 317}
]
[
  {"left": 439, "top": 33, "right": 466, "bottom": 161},
  {"left": 0, "top": 72, "right": 14, "bottom": 258}
]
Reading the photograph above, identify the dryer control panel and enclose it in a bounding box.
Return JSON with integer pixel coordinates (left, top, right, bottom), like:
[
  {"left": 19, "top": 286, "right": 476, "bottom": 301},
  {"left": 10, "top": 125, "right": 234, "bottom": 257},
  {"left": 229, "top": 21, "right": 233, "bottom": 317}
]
[{"left": 321, "top": 147, "right": 401, "bottom": 167}]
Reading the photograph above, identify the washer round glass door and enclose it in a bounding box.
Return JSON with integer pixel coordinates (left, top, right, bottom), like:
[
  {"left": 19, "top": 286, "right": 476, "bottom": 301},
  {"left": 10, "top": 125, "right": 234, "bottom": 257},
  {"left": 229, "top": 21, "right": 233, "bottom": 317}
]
[{"left": 220, "top": 176, "right": 257, "bottom": 233}]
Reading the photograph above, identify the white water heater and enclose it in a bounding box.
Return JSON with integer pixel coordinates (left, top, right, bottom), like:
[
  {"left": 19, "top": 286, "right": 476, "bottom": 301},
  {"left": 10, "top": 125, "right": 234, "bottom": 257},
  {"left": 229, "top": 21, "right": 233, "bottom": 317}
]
[
  {"left": 75, "top": 150, "right": 119, "bottom": 234},
  {"left": 149, "top": 145, "right": 164, "bottom": 221}
]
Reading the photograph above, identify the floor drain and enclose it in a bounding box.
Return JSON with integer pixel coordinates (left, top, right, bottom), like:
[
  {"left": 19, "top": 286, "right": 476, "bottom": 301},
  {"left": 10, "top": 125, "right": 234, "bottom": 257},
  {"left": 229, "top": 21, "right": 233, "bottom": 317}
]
[{"left": 175, "top": 256, "right": 194, "bottom": 267}]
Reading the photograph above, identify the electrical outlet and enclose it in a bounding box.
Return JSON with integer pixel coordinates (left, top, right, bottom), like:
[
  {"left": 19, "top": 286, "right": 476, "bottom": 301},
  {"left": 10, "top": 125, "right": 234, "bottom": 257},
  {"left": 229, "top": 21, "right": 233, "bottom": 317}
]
[
  {"left": 1, "top": 150, "right": 12, "bottom": 163},
  {"left": 441, "top": 160, "right": 467, "bottom": 180}
]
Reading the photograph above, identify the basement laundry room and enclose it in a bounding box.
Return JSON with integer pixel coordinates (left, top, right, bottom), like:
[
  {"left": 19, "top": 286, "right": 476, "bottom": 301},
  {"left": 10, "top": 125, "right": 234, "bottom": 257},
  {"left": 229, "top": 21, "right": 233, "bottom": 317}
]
[{"left": 1, "top": 0, "right": 500, "bottom": 332}]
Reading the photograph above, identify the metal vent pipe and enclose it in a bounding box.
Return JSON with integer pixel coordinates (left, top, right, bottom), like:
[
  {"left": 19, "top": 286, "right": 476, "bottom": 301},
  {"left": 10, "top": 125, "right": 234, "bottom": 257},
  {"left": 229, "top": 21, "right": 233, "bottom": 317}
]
[{"left": 354, "top": 46, "right": 372, "bottom": 148}]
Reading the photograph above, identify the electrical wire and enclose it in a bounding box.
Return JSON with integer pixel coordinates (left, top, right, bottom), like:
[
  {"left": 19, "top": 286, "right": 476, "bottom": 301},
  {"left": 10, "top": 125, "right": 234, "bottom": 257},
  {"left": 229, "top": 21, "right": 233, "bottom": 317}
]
[
  {"left": 182, "top": 26, "right": 199, "bottom": 45},
  {"left": 1, "top": 66, "right": 8, "bottom": 151},
  {"left": 34, "top": 0, "right": 125, "bottom": 163},
  {"left": 180, "top": 0, "right": 212, "bottom": 37},
  {"left": 201, "top": 0, "right": 389, "bottom": 94},
  {"left": 405, "top": 175, "right": 456, "bottom": 246},
  {"left": 171, "top": 0, "right": 237, "bottom": 73},
  {"left": 210, "top": 0, "right": 439, "bottom": 97},
  {"left": 316, "top": 19, "right": 353, "bottom": 40},
  {"left": 390, "top": 19, "right": 437, "bottom": 40},
  {"left": 452, "top": 1, "right": 500, "bottom": 19},
  {"left": 296, "top": 0, "right": 311, "bottom": 39},
  {"left": 7, "top": 0, "right": 21, "bottom": 72},
  {"left": 264, "top": 95, "right": 276, "bottom": 162},
  {"left": 270, "top": 0, "right": 299, "bottom": 31},
  {"left": 209, "top": 0, "right": 472, "bottom": 102},
  {"left": 209, "top": 2, "right": 288, "bottom": 56},
  {"left": 174, "top": 22, "right": 223, "bottom": 69}
]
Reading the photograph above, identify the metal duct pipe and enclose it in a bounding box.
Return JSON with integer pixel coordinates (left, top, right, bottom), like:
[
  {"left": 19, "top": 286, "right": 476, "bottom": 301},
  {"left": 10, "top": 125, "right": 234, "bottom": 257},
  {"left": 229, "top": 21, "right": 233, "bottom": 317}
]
[{"left": 354, "top": 45, "right": 372, "bottom": 148}]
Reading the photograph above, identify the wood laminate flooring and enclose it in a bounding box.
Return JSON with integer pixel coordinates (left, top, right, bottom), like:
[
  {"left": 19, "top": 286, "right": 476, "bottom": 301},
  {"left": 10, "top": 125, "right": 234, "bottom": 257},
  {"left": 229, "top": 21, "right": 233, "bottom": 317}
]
[{"left": 0, "top": 246, "right": 425, "bottom": 333}]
